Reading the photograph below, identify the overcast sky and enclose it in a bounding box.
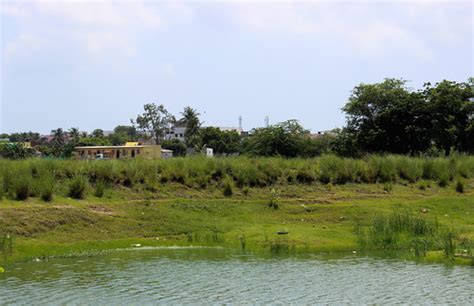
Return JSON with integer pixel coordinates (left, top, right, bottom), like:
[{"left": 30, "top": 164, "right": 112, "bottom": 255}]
[{"left": 1, "top": 0, "right": 472, "bottom": 134}]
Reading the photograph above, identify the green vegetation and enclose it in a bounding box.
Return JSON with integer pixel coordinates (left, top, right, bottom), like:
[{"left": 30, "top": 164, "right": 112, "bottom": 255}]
[
  {"left": 0, "top": 156, "right": 473, "bottom": 266},
  {"left": 0, "top": 155, "right": 473, "bottom": 201},
  {"left": 2, "top": 78, "right": 472, "bottom": 160}
]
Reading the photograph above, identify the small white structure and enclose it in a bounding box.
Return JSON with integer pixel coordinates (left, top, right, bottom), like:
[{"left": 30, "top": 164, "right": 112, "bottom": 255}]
[
  {"left": 205, "top": 147, "right": 213, "bottom": 157},
  {"left": 161, "top": 149, "right": 173, "bottom": 159}
]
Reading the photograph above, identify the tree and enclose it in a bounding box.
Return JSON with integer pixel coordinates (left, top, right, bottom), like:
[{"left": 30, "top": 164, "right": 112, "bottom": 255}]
[
  {"left": 181, "top": 106, "right": 202, "bottom": 148},
  {"left": 132, "top": 103, "right": 175, "bottom": 144},
  {"left": 108, "top": 125, "right": 138, "bottom": 145},
  {"left": 423, "top": 80, "right": 473, "bottom": 155},
  {"left": 242, "top": 120, "right": 309, "bottom": 157},
  {"left": 69, "top": 127, "right": 80, "bottom": 144},
  {"left": 51, "top": 128, "right": 65, "bottom": 144},
  {"left": 198, "top": 127, "right": 241, "bottom": 155},
  {"left": 0, "top": 143, "right": 34, "bottom": 159},
  {"left": 8, "top": 132, "right": 40, "bottom": 144},
  {"left": 342, "top": 78, "right": 432, "bottom": 155},
  {"left": 341, "top": 78, "right": 473, "bottom": 155},
  {"left": 91, "top": 129, "right": 104, "bottom": 138},
  {"left": 113, "top": 125, "right": 137, "bottom": 139},
  {"left": 161, "top": 139, "right": 187, "bottom": 156}
]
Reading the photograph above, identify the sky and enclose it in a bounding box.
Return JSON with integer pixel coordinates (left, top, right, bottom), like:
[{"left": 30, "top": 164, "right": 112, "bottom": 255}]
[{"left": 1, "top": 0, "right": 472, "bottom": 134}]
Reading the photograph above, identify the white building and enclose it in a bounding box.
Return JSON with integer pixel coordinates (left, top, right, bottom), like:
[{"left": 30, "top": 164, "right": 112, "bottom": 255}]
[
  {"left": 161, "top": 149, "right": 174, "bottom": 159},
  {"left": 165, "top": 118, "right": 187, "bottom": 142}
]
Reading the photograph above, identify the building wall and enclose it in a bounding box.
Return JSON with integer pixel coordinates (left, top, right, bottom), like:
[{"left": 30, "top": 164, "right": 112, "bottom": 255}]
[
  {"left": 75, "top": 145, "right": 162, "bottom": 160},
  {"left": 141, "top": 146, "right": 162, "bottom": 159},
  {"left": 165, "top": 127, "right": 186, "bottom": 142}
]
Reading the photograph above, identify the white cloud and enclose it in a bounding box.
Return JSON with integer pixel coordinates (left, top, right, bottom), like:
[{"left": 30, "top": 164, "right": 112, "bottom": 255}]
[
  {"left": 3, "top": 34, "right": 45, "bottom": 60},
  {"left": 1, "top": 0, "right": 191, "bottom": 61},
  {"left": 222, "top": 0, "right": 470, "bottom": 60},
  {"left": 1, "top": 0, "right": 471, "bottom": 63}
]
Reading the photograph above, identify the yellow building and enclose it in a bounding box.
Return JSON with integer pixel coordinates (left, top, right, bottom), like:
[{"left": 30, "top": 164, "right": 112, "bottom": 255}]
[{"left": 74, "top": 144, "right": 163, "bottom": 160}]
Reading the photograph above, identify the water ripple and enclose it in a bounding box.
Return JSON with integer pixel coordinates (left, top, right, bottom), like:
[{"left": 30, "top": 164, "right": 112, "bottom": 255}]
[{"left": 1, "top": 251, "right": 473, "bottom": 305}]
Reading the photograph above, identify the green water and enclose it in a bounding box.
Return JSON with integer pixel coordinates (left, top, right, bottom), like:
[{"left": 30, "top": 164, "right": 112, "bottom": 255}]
[{"left": 1, "top": 247, "right": 473, "bottom": 304}]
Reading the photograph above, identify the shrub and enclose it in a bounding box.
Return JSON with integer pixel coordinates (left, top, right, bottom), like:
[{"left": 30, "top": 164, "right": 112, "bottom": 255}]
[
  {"left": 268, "top": 188, "right": 279, "bottom": 209},
  {"left": 13, "top": 177, "right": 30, "bottom": 200},
  {"left": 40, "top": 188, "right": 53, "bottom": 201},
  {"left": 94, "top": 180, "right": 106, "bottom": 197},
  {"left": 68, "top": 176, "right": 88, "bottom": 199},
  {"left": 418, "top": 181, "right": 430, "bottom": 190},
  {"left": 39, "top": 179, "right": 54, "bottom": 202},
  {"left": 455, "top": 179, "right": 464, "bottom": 193},
  {"left": 383, "top": 182, "right": 393, "bottom": 193},
  {"left": 0, "top": 178, "right": 4, "bottom": 200},
  {"left": 438, "top": 175, "right": 449, "bottom": 187},
  {"left": 222, "top": 175, "right": 234, "bottom": 197}
]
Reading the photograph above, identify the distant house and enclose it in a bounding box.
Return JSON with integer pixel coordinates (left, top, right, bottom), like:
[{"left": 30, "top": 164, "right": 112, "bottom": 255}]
[
  {"left": 161, "top": 149, "right": 173, "bottom": 159},
  {"left": 165, "top": 118, "right": 187, "bottom": 142},
  {"left": 309, "top": 130, "right": 334, "bottom": 139},
  {"left": 74, "top": 144, "right": 166, "bottom": 160}
]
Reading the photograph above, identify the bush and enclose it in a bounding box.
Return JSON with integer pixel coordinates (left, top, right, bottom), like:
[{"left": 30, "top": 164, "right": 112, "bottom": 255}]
[
  {"left": 94, "top": 180, "right": 106, "bottom": 197},
  {"left": 39, "top": 179, "right": 54, "bottom": 202},
  {"left": 418, "top": 181, "right": 429, "bottom": 190},
  {"left": 40, "top": 187, "right": 53, "bottom": 202},
  {"left": 13, "top": 178, "right": 30, "bottom": 200},
  {"left": 438, "top": 175, "right": 449, "bottom": 187},
  {"left": 68, "top": 176, "right": 88, "bottom": 199},
  {"left": 222, "top": 175, "right": 234, "bottom": 197},
  {"left": 455, "top": 179, "right": 464, "bottom": 193},
  {"left": 268, "top": 188, "right": 279, "bottom": 209},
  {"left": 383, "top": 182, "right": 393, "bottom": 193}
]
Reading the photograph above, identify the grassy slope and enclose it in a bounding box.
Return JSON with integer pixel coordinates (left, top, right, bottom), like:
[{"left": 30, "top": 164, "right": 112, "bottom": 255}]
[{"left": 1, "top": 180, "right": 473, "bottom": 265}]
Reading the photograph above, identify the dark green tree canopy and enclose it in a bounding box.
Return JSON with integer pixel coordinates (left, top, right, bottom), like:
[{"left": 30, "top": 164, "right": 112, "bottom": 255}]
[
  {"left": 342, "top": 78, "right": 473, "bottom": 155},
  {"left": 243, "top": 120, "right": 309, "bottom": 157}
]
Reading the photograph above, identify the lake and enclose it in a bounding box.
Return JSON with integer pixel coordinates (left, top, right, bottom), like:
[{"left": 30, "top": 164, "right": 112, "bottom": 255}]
[{"left": 1, "top": 247, "right": 473, "bottom": 304}]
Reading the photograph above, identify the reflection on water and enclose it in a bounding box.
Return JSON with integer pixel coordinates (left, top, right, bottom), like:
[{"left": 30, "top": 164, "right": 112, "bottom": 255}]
[{"left": 1, "top": 247, "right": 473, "bottom": 304}]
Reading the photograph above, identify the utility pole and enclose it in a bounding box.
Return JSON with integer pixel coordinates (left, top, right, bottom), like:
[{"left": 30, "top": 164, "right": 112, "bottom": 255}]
[
  {"left": 238, "top": 115, "right": 242, "bottom": 129},
  {"left": 264, "top": 116, "right": 269, "bottom": 127}
]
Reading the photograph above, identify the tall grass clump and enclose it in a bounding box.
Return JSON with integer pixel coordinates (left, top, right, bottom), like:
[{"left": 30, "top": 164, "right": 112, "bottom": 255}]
[
  {"left": 94, "top": 180, "right": 107, "bottom": 197},
  {"left": 68, "top": 176, "right": 89, "bottom": 199},
  {"left": 0, "top": 233, "right": 15, "bottom": 261},
  {"left": 39, "top": 177, "right": 54, "bottom": 202},
  {"left": 369, "top": 156, "right": 397, "bottom": 183},
  {"left": 455, "top": 179, "right": 464, "bottom": 193},
  {"left": 355, "top": 207, "right": 445, "bottom": 257},
  {"left": 222, "top": 175, "right": 234, "bottom": 197},
  {"left": 268, "top": 188, "right": 280, "bottom": 209},
  {"left": 12, "top": 177, "right": 30, "bottom": 200},
  {"left": 269, "top": 238, "right": 290, "bottom": 254},
  {"left": 395, "top": 156, "right": 423, "bottom": 183}
]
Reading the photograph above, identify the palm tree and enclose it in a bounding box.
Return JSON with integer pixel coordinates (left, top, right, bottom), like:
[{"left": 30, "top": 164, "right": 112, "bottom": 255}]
[
  {"left": 181, "top": 106, "right": 201, "bottom": 148},
  {"left": 69, "top": 127, "right": 80, "bottom": 144},
  {"left": 51, "top": 128, "right": 65, "bottom": 144}
]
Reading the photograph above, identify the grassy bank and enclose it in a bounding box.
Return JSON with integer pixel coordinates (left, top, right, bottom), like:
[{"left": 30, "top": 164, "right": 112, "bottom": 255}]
[{"left": 1, "top": 156, "right": 474, "bottom": 266}]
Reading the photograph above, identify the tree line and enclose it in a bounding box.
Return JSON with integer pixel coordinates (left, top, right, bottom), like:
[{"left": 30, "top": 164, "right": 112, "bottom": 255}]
[{"left": 1, "top": 78, "right": 472, "bottom": 159}]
